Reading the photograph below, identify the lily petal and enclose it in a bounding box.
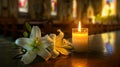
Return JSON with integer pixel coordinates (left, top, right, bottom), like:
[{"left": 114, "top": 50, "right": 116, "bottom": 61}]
[
  {"left": 51, "top": 49, "right": 59, "bottom": 59},
  {"left": 41, "top": 41, "right": 51, "bottom": 48},
  {"left": 15, "top": 38, "right": 32, "bottom": 51},
  {"left": 21, "top": 50, "right": 36, "bottom": 64},
  {"left": 30, "top": 26, "right": 41, "bottom": 40},
  {"left": 57, "top": 29, "right": 64, "bottom": 40},
  {"left": 63, "top": 39, "right": 72, "bottom": 45},
  {"left": 40, "top": 35, "right": 52, "bottom": 48},
  {"left": 56, "top": 48, "right": 69, "bottom": 55},
  {"left": 45, "top": 35, "right": 54, "bottom": 43},
  {"left": 15, "top": 38, "right": 30, "bottom": 46},
  {"left": 37, "top": 48, "right": 51, "bottom": 61}
]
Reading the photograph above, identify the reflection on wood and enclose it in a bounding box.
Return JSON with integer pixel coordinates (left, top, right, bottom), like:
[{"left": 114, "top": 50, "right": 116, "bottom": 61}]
[{"left": 0, "top": 31, "right": 120, "bottom": 67}]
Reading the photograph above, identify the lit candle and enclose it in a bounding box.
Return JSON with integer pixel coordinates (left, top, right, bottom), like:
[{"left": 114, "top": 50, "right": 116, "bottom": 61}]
[{"left": 72, "top": 21, "right": 88, "bottom": 52}]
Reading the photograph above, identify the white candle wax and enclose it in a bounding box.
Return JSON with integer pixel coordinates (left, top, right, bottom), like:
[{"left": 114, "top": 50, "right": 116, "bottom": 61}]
[{"left": 72, "top": 28, "right": 88, "bottom": 52}]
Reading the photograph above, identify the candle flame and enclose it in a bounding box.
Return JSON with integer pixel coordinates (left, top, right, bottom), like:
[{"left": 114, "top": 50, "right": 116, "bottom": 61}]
[{"left": 78, "top": 21, "right": 81, "bottom": 32}]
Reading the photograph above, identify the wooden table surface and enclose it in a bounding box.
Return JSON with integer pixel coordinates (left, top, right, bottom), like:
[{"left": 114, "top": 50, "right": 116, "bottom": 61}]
[{"left": 0, "top": 31, "right": 120, "bottom": 67}]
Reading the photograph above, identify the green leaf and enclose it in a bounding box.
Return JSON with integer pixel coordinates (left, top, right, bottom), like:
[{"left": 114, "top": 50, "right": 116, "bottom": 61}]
[
  {"left": 25, "top": 22, "right": 32, "bottom": 33},
  {"left": 23, "top": 31, "right": 28, "bottom": 37}
]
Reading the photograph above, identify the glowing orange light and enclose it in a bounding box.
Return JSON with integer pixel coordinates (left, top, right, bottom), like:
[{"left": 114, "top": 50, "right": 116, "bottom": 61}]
[{"left": 78, "top": 21, "right": 81, "bottom": 32}]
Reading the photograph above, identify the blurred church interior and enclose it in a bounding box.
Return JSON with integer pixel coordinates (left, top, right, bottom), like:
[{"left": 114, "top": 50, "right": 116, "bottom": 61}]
[{"left": 0, "top": 0, "right": 120, "bottom": 39}]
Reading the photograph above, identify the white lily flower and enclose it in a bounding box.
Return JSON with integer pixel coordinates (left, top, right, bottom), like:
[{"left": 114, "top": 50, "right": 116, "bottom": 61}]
[
  {"left": 15, "top": 26, "right": 51, "bottom": 64},
  {"left": 47, "top": 29, "right": 72, "bottom": 58}
]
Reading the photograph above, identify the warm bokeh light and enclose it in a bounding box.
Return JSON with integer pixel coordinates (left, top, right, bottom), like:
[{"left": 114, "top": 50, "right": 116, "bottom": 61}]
[
  {"left": 73, "top": 0, "right": 77, "bottom": 18},
  {"left": 78, "top": 21, "right": 81, "bottom": 32},
  {"left": 19, "top": 0, "right": 28, "bottom": 13},
  {"left": 102, "top": 0, "right": 116, "bottom": 17},
  {"left": 92, "top": 16, "right": 95, "bottom": 24},
  {"left": 51, "top": 0, "right": 57, "bottom": 16},
  {"left": 87, "top": 4, "right": 94, "bottom": 19}
]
